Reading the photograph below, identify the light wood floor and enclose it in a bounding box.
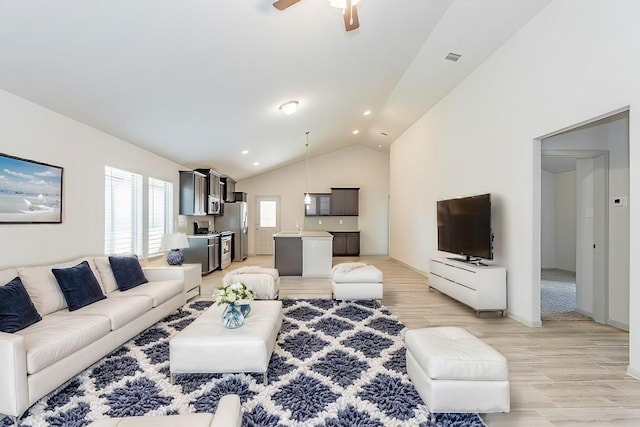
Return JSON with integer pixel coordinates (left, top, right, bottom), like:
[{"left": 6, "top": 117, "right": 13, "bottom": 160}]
[{"left": 200, "top": 256, "right": 640, "bottom": 426}]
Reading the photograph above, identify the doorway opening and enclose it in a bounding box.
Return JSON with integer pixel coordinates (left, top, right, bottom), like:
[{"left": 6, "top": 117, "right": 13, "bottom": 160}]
[{"left": 538, "top": 110, "right": 629, "bottom": 329}]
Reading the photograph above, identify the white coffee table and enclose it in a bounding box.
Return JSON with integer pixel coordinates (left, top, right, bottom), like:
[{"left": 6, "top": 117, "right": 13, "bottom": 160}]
[{"left": 169, "top": 300, "right": 283, "bottom": 385}]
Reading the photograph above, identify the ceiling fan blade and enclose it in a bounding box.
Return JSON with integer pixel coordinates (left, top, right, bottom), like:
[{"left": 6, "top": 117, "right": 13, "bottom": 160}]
[
  {"left": 343, "top": 3, "right": 360, "bottom": 31},
  {"left": 273, "top": 0, "right": 302, "bottom": 10}
]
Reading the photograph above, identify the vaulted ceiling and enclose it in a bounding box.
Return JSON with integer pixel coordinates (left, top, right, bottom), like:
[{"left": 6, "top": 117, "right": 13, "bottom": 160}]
[{"left": 0, "top": 0, "right": 550, "bottom": 180}]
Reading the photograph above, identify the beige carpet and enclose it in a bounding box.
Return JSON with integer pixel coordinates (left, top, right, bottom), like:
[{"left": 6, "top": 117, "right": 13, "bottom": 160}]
[{"left": 541, "top": 310, "right": 593, "bottom": 321}]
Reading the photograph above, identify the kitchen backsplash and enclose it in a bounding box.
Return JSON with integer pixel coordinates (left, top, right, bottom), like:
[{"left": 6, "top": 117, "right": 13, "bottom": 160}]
[{"left": 303, "top": 216, "right": 358, "bottom": 231}]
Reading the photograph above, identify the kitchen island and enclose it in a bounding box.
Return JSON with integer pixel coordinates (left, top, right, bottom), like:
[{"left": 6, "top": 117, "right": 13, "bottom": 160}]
[{"left": 273, "top": 231, "right": 333, "bottom": 277}]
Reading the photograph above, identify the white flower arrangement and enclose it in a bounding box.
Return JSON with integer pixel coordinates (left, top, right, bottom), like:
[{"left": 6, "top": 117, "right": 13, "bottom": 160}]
[{"left": 214, "top": 282, "right": 254, "bottom": 306}]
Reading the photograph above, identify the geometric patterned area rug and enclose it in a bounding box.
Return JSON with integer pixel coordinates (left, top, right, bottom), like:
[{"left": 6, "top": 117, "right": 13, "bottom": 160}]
[{"left": 2, "top": 299, "right": 485, "bottom": 427}]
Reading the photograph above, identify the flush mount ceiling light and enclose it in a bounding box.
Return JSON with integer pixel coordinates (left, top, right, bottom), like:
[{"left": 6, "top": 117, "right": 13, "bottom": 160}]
[
  {"left": 279, "top": 100, "right": 299, "bottom": 115},
  {"left": 352, "top": 130, "right": 359, "bottom": 135},
  {"left": 241, "top": 150, "right": 249, "bottom": 155},
  {"left": 363, "top": 110, "right": 371, "bottom": 116}
]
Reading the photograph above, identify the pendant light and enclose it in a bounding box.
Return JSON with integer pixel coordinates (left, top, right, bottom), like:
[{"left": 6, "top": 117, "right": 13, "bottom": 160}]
[{"left": 304, "top": 131, "right": 311, "bottom": 205}]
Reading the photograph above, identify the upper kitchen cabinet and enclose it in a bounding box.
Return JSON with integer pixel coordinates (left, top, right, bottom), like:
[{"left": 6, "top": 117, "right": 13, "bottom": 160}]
[
  {"left": 221, "top": 176, "right": 236, "bottom": 203},
  {"left": 195, "top": 168, "right": 222, "bottom": 215},
  {"left": 305, "top": 193, "right": 331, "bottom": 216},
  {"left": 330, "top": 188, "right": 359, "bottom": 216},
  {"left": 179, "top": 170, "right": 207, "bottom": 216}
]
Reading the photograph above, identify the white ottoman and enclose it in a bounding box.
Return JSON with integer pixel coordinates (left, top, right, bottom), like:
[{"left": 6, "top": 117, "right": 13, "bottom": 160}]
[
  {"left": 331, "top": 263, "right": 383, "bottom": 301},
  {"left": 405, "top": 327, "right": 510, "bottom": 416},
  {"left": 223, "top": 266, "right": 280, "bottom": 300},
  {"left": 170, "top": 301, "right": 283, "bottom": 384}
]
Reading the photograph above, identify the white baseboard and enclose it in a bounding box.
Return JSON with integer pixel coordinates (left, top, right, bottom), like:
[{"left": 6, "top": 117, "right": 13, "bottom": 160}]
[
  {"left": 507, "top": 311, "right": 542, "bottom": 327},
  {"left": 606, "top": 318, "right": 629, "bottom": 331},
  {"left": 627, "top": 365, "right": 640, "bottom": 380}
]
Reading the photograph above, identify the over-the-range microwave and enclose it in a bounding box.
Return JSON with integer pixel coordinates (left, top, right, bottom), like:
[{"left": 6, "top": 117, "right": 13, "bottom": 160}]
[{"left": 208, "top": 195, "right": 221, "bottom": 215}]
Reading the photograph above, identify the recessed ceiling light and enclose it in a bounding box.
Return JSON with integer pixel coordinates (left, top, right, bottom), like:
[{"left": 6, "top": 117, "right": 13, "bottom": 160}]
[
  {"left": 253, "top": 162, "right": 260, "bottom": 166},
  {"left": 279, "top": 100, "right": 299, "bottom": 115},
  {"left": 363, "top": 110, "right": 371, "bottom": 116},
  {"left": 445, "top": 52, "right": 462, "bottom": 62},
  {"left": 241, "top": 150, "right": 249, "bottom": 155},
  {"left": 352, "top": 130, "right": 359, "bottom": 135}
]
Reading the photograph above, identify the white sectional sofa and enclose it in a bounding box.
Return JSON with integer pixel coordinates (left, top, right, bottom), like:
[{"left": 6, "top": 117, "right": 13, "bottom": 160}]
[
  {"left": 88, "top": 394, "right": 242, "bottom": 427},
  {"left": 0, "top": 256, "right": 186, "bottom": 424}
]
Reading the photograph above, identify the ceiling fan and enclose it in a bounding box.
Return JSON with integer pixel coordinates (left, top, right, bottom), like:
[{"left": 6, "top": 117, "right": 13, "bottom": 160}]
[{"left": 273, "top": 0, "right": 360, "bottom": 32}]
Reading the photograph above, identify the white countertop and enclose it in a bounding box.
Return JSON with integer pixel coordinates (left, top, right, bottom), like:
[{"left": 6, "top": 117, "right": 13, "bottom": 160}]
[{"left": 273, "top": 231, "right": 333, "bottom": 238}]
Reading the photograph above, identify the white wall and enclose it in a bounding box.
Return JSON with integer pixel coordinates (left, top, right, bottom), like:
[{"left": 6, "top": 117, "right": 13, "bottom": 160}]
[
  {"left": 0, "top": 89, "right": 184, "bottom": 269},
  {"left": 237, "top": 144, "right": 389, "bottom": 256},
  {"left": 389, "top": 0, "right": 639, "bottom": 376},
  {"left": 540, "top": 170, "right": 556, "bottom": 268},
  {"left": 554, "top": 171, "right": 577, "bottom": 271},
  {"left": 608, "top": 121, "right": 631, "bottom": 327}
]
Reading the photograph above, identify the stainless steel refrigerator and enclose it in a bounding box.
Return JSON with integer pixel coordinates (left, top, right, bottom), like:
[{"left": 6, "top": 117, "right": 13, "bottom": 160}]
[{"left": 215, "top": 200, "right": 248, "bottom": 261}]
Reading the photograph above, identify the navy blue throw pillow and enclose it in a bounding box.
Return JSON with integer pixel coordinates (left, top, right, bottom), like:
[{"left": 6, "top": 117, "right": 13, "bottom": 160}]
[
  {"left": 0, "top": 276, "right": 42, "bottom": 333},
  {"left": 52, "top": 261, "right": 106, "bottom": 311},
  {"left": 108, "top": 255, "right": 148, "bottom": 291}
]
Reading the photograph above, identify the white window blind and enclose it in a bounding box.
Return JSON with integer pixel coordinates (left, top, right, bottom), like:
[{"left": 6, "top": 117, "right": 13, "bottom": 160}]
[
  {"left": 105, "top": 166, "right": 143, "bottom": 256},
  {"left": 148, "top": 177, "right": 173, "bottom": 256}
]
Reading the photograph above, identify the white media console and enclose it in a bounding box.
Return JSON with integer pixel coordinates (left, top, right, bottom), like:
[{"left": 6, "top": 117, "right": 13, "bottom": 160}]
[{"left": 429, "top": 258, "right": 506, "bottom": 315}]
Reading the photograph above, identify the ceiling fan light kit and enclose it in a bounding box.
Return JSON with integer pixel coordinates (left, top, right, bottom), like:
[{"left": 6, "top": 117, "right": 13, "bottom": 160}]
[
  {"left": 273, "top": 0, "right": 360, "bottom": 31},
  {"left": 328, "top": 0, "right": 361, "bottom": 9}
]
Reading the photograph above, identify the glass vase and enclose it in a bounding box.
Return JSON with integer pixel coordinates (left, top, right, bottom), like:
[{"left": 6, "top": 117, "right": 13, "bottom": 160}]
[
  {"left": 239, "top": 303, "right": 251, "bottom": 318},
  {"left": 221, "top": 304, "right": 244, "bottom": 328}
]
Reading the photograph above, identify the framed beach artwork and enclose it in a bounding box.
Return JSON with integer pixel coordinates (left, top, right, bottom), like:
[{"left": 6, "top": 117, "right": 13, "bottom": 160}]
[{"left": 0, "top": 153, "right": 63, "bottom": 224}]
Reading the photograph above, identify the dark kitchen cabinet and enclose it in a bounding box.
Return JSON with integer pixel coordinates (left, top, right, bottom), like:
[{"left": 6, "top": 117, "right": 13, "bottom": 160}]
[
  {"left": 330, "top": 231, "right": 360, "bottom": 256},
  {"left": 195, "top": 168, "right": 222, "bottom": 200},
  {"left": 305, "top": 193, "right": 331, "bottom": 216},
  {"left": 274, "top": 236, "right": 303, "bottom": 275},
  {"left": 179, "top": 171, "right": 207, "bottom": 216},
  {"left": 330, "top": 188, "right": 359, "bottom": 216},
  {"left": 221, "top": 176, "right": 236, "bottom": 203}
]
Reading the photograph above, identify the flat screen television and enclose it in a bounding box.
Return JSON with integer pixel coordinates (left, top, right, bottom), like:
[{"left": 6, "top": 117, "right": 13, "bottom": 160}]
[{"left": 437, "top": 193, "right": 493, "bottom": 261}]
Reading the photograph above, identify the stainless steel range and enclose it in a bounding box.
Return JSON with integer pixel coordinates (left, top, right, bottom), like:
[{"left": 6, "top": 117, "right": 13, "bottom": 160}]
[{"left": 217, "top": 231, "right": 233, "bottom": 270}]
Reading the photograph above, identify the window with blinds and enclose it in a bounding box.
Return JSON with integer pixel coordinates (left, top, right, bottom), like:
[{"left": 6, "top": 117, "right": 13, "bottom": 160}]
[
  {"left": 104, "top": 166, "right": 143, "bottom": 256},
  {"left": 148, "top": 177, "right": 173, "bottom": 256}
]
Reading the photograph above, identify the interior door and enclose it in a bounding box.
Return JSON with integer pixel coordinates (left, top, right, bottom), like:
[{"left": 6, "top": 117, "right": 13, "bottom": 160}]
[
  {"left": 255, "top": 196, "right": 279, "bottom": 255},
  {"left": 575, "top": 156, "right": 607, "bottom": 323},
  {"left": 592, "top": 154, "right": 607, "bottom": 323}
]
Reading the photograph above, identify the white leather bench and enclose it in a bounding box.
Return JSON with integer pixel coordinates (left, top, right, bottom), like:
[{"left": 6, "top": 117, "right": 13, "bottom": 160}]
[
  {"left": 405, "top": 326, "right": 510, "bottom": 418},
  {"left": 331, "top": 263, "right": 383, "bottom": 301},
  {"left": 169, "top": 301, "right": 283, "bottom": 384}
]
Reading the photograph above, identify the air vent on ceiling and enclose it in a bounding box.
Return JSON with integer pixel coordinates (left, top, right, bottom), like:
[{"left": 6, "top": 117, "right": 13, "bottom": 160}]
[{"left": 445, "top": 52, "right": 461, "bottom": 62}]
